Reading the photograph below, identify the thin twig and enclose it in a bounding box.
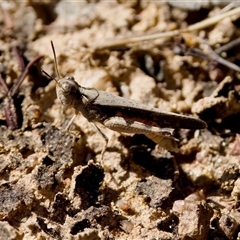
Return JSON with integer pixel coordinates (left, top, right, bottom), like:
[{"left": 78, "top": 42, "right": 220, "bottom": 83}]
[
  {"left": 97, "top": 30, "right": 180, "bottom": 50},
  {"left": 0, "top": 73, "right": 9, "bottom": 95},
  {"left": 218, "top": 2, "right": 236, "bottom": 14},
  {"left": 13, "top": 46, "right": 26, "bottom": 72},
  {"left": 204, "top": 42, "right": 240, "bottom": 72},
  {"left": 10, "top": 55, "right": 43, "bottom": 96},
  {"left": 210, "top": 51, "right": 240, "bottom": 72},
  {"left": 179, "top": 43, "right": 240, "bottom": 72},
  {"left": 0, "top": 55, "right": 43, "bottom": 129},
  {"left": 3, "top": 97, "right": 18, "bottom": 130},
  {"left": 215, "top": 38, "right": 240, "bottom": 54},
  {"left": 186, "top": 7, "right": 240, "bottom": 32},
  {"left": 97, "top": 7, "right": 240, "bottom": 50}
]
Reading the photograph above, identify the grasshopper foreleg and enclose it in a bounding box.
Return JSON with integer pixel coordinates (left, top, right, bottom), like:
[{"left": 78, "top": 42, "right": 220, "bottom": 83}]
[{"left": 65, "top": 113, "right": 108, "bottom": 161}]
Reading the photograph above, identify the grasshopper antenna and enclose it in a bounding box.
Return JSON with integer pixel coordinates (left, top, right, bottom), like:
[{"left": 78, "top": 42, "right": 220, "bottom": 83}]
[
  {"left": 51, "top": 40, "right": 61, "bottom": 80},
  {"left": 41, "top": 41, "right": 60, "bottom": 86},
  {"left": 41, "top": 69, "right": 55, "bottom": 80},
  {"left": 41, "top": 69, "right": 60, "bottom": 87}
]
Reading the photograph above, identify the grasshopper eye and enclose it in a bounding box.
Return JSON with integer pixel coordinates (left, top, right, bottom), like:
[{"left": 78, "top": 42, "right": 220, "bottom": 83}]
[
  {"left": 66, "top": 75, "right": 75, "bottom": 81},
  {"left": 60, "top": 76, "right": 78, "bottom": 95}
]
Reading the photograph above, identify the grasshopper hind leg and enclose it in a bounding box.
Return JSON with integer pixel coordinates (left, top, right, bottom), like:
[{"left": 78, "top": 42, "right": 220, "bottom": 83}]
[{"left": 104, "top": 116, "right": 179, "bottom": 152}]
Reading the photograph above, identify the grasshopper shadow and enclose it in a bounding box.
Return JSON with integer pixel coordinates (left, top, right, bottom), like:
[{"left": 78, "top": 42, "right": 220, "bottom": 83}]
[{"left": 118, "top": 134, "right": 177, "bottom": 180}]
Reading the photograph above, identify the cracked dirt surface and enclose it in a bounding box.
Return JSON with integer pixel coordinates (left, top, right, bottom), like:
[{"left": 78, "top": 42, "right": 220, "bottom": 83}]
[{"left": 0, "top": 1, "right": 240, "bottom": 240}]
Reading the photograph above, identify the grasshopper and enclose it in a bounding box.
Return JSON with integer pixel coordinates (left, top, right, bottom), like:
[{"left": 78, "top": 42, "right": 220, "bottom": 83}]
[{"left": 42, "top": 41, "right": 207, "bottom": 160}]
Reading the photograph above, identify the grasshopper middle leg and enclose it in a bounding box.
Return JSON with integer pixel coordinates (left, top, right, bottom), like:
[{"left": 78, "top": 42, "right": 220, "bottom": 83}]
[{"left": 91, "top": 122, "right": 109, "bottom": 161}]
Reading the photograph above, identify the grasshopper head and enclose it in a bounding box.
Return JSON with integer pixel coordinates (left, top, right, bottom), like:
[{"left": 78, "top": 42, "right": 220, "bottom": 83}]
[
  {"left": 56, "top": 75, "right": 80, "bottom": 107},
  {"left": 42, "top": 41, "right": 82, "bottom": 107}
]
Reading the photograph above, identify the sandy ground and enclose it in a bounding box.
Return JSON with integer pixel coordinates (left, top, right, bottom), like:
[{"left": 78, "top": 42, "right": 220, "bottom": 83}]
[{"left": 0, "top": 1, "right": 240, "bottom": 239}]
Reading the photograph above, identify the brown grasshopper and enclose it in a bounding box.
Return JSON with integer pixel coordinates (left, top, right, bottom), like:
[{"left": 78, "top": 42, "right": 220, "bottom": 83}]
[{"left": 42, "top": 41, "right": 207, "bottom": 159}]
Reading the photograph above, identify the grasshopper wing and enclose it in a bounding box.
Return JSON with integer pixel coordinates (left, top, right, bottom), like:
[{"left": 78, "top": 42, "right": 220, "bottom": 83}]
[{"left": 83, "top": 88, "right": 207, "bottom": 129}]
